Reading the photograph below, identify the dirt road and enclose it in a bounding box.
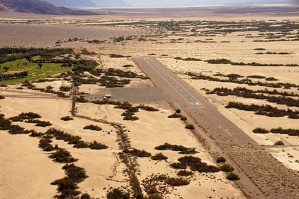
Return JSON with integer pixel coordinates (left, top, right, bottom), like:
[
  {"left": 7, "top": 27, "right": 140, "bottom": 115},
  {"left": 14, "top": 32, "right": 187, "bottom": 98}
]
[{"left": 134, "top": 56, "right": 299, "bottom": 199}]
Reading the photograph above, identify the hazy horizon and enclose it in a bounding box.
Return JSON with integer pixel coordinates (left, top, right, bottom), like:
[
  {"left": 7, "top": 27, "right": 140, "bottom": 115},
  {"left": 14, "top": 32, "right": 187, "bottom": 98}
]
[{"left": 122, "top": 0, "right": 293, "bottom": 7}]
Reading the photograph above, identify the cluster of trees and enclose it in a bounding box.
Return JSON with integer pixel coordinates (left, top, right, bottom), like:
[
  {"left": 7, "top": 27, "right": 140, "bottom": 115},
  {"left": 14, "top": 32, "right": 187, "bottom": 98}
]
[
  {"left": 206, "top": 58, "right": 298, "bottom": 67},
  {"left": 46, "top": 128, "right": 108, "bottom": 150},
  {"left": 171, "top": 156, "right": 220, "bottom": 173},
  {"left": 0, "top": 47, "right": 73, "bottom": 64},
  {"left": 168, "top": 109, "right": 187, "bottom": 121},
  {"left": 83, "top": 124, "right": 102, "bottom": 131},
  {"left": 174, "top": 57, "right": 201, "bottom": 61},
  {"left": 60, "top": 116, "right": 74, "bottom": 121},
  {"left": 109, "top": 54, "right": 131, "bottom": 58},
  {"left": 253, "top": 127, "right": 299, "bottom": 137},
  {"left": 177, "top": 170, "right": 193, "bottom": 177},
  {"left": 123, "top": 148, "right": 151, "bottom": 158},
  {"left": 187, "top": 72, "right": 299, "bottom": 89},
  {"left": 51, "top": 163, "right": 88, "bottom": 198},
  {"left": 226, "top": 102, "right": 299, "bottom": 119},
  {"left": 105, "top": 68, "right": 143, "bottom": 79},
  {"left": 155, "top": 143, "right": 197, "bottom": 154},
  {"left": 49, "top": 148, "right": 78, "bottom": 163},
  {"left": 208, "top": 87, "right": 299, "bottom": 108},
  {"left": 0, "top": 71, "right": 28, "bottom": 81},
  {"left": 99, "top": 75, "right": 131, "bottom": 88},
  {"left": 151, "top": 153, "right": 168, "bottom": 161}
]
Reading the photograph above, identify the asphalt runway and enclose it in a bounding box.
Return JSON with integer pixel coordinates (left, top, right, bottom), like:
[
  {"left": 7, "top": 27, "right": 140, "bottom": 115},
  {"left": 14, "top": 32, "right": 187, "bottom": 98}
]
[{"left": 134, "top": 56, "right": 299, "bottom": 199}]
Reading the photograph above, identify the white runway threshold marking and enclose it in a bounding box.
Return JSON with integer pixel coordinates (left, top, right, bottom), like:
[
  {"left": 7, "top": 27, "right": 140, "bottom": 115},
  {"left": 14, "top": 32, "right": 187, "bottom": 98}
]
[{"left": 143, "top": 57, "right": 202, "bottom": 106}]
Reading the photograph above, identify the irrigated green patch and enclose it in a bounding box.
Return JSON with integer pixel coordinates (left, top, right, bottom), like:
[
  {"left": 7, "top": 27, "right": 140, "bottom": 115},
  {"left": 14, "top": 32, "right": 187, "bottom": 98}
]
[{"left": 0, "top": 59, "right": 71, "bottom": 84}]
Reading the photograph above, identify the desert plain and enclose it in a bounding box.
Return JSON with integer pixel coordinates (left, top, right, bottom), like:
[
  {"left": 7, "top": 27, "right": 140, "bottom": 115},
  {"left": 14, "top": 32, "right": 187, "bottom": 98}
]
[{"left": 0, "top": 7, "right": 299, "bottom": 199}]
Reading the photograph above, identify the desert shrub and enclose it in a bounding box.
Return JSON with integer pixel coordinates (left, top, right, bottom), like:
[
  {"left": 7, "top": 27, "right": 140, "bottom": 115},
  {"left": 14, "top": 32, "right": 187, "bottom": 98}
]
[
  {"left": 51, "top": 177, "right": 80, "bottom": 198},
  {"left": 226, "top": 172, "right": 240, "bottom": 181},
  {"left": 123, "top": 115, "right": 139, "bottom": 121},
  {"left": 80, "top": 193, "right": 91, "bottom": 199},
  {"left": 123, "top": 148, "right": 151, "bottom": 158},
  {"left": 167, "top": 113, "right": 182, "bottom": 118},
  {"left": 220, "top": 164, "right": 234, "bottom": 172},
  {"left": 19, "top": 112, "right": 41, "bottom": 119},
  {"left": 177, "top": 156, "right": 220, "bottom": 173},
  {"left": 274, "top": 141, "right": 284, "bottom": 146},
  {"left": 177, "top": 170, "right": 193, "bottom": 176},
  {"left": 35, "top": 120, "right": 52, "bottom": 127},
  {"left": 185, "top": 124, "right": 195, "bottom": 130},
  {"left": 83, "top": 124, "right": 102, "bottom": 131},
  {"left": 59, "top": 86, "right": 72, "bottom": 92},
  {"left": 151, "top": 153, "right": 168, "bottom": 161},
  {"left": 39, "top": 138, "right": 54, "bottom": 151},
  {"left": 155, "top": 143, "right": 197, "bottom": 154},
  {"left": 253, "top": 128, "right": 269, "bottom": 134},
  {"left": 165, "top": 177, "right": 190, "bottom": 186},
  {"left": 0, "top": 95, "right": 5, "bottom": 99},
  {"left": 137, "top": 105, "right": 159, "bottom": 112},
  {"left": 89, "top": 141, "right": 108, "bottom": 150},
  {"left": 270, "top": 127, "right": 299, "bottom": 137},
  {"left": 29, "top": 131, "right": 43, "bottom": 137},
  {"left": 147, "top": 194, "right": 163, "bottom": 199},
  {"left": 216, "top": 156, "right": 226, "bottom": 163},
  {"left": 121, "top": 111, "right": 135, "bottom": 117},
  {"left": 73, "top": 141, "right": 90, "bottom": 148},
  {"left": 61, "top": 116, "right": 74, "bottom": 121},
  {"left": 180, "top": 116, "right": 187, "bottom": 121},
  {"left": 175, "top": 109, "right": 181, "bottom": 114},
  {"left": 62, "top": 163, "right": 88, "bottom": 183},
  {"left": 49, "top": 149, "right": 77, "bottom": 163},
  {"left": 170, "top": 162, "right": 187, "bottom": 169},
  {"left": 0, "top": 117, "right": 12, "bottom": 130},
  {"left": 8, "top": 125, "right": 25, "bottom": 134},
  {"left": 265, "top": 77, "right": 278, "bottom": 81},
  {"left": 107, "top": 188, "right": 130, "bottom": 199}
]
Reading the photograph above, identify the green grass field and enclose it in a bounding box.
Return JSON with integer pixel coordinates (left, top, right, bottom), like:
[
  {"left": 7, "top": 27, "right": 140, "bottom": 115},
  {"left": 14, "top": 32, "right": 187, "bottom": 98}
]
[{"left": 0, "top": 59, "right": 71, "bottom": 84}]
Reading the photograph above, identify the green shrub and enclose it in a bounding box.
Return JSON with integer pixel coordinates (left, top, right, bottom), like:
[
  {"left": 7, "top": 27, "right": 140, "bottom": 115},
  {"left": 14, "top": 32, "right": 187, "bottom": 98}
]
[
  {"left": 60, "top": 116, "right": 74, "bottom": 121},
  {"left": 51, "top": 177, "right": 80, "bottom": 198},
  {"left": 216, "top": 156, "right": 226, "bottom": 163},
  {"left": 39, "top": 138, "right": 54, "bottom": 151},
  {"left": 89, "top": 141, "right": 108, "bottom": 150},
  {"left": 83, "top": 124, "right": 102, "bottom": 131},
  {"left": 123, "top": 148, "right": 151, "bottom": 158},
  {"left": 274, "top": 141, "right": 284, "bottom": 146},
  {"left": 220, "top": 164, "right": 234, "bottom": 172},
  {"left": 107, "top": 188, "right": 130, "bottom": 199},
  {"left": 62, "top": 163, "right": 88, "bottom": 183},
  {"left": 253, "top": 128, "right": 269, "bottom": 134},
  {"left": 226, "top": 172, "right": 240, "bottom": 181},
  {"left": 165, "top": 177, "right": 190, "bottom": 186},
  {"left": 155, "top": 143, "right": 197, "bottom": 154},
  {"left": 80, "top": 193, "right": 91, "bottom": 199},
  {"left": 49, "top": 149, "right": 77, "bottom": 163},
  {"left": 151, "top": 153, "right": 168, "bottom": 161},
  {"left": 177, "top": 170, "right": 193, "bottom": 176}
]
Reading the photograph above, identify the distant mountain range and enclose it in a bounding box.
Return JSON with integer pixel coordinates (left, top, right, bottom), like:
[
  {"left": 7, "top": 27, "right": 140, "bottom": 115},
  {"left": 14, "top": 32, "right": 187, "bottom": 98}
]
[
  {"left": 43, "top": 0, "right": 289, "bottom": 8},
  {"left": 0, "top": 0, "right": 96, "bottom": 15},
  {"left": 42, "top": 0, "right": 129, "bottom": 8}
]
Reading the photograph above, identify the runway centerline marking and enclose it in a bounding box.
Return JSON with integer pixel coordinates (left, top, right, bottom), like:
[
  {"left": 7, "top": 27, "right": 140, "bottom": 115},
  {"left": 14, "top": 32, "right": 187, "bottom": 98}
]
[
  {"left": 144, "top": 58, "right": 202, "bottom": 106},
  {"left": 143, "top": 58, "right": 193, "bottom": 105}
]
